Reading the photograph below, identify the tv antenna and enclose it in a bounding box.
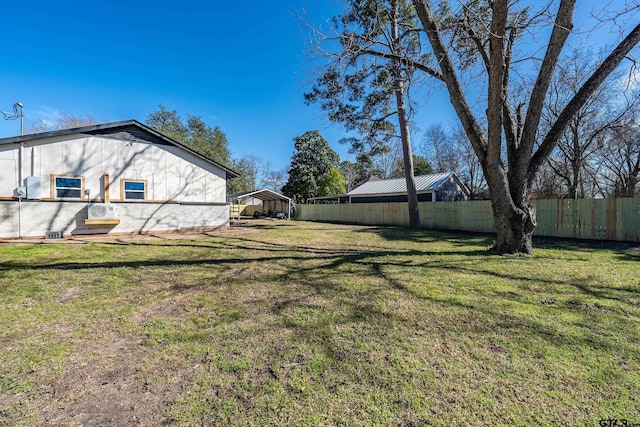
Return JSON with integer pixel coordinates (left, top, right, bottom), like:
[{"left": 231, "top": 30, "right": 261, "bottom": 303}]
[{"left": 2, "top": 102, "right": 24, "bottom": 136}]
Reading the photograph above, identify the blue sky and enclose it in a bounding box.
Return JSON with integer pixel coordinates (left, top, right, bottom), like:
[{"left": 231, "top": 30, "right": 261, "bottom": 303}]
[
  {"left": 0, "top": 0, "right": 461, "bottom": 171},
  {"left": 0, "top": 1, "right": 633, "bottom": 172}
]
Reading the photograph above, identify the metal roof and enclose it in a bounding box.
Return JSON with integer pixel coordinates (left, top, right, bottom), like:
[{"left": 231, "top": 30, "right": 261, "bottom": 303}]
[
  {"left": 228, "top": 189, "right": 292, "bottom": 203},
  {"left": 0, "top": 119, "right": 240, "bottom": 178},
  {"left": 347, "top": 172, "right": 458, "bottom": 196}
]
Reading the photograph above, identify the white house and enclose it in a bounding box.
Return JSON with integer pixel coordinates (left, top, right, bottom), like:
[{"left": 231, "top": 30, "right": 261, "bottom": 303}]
[{"left": 0, "top": 120, "right": 239, "bottom": 238}]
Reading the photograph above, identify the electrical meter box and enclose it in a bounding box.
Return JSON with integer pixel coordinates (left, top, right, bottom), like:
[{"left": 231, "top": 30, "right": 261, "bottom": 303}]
[{"left": 25, "top": 176, "right": 41, "bottom": 200}]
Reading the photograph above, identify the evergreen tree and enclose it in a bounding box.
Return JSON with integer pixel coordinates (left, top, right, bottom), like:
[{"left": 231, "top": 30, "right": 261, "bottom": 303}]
[
  {"left": 282, "top": 131, "right": 339, "bottom": 203},
  {"left": 391, "top": 155, "right": 433, "bottom": 178},
  {"left": 317, "top": 167, "right": 348, "bottom": 196},
  {"left": 146, "top": 104, "right": 230, "bottom": 165}
]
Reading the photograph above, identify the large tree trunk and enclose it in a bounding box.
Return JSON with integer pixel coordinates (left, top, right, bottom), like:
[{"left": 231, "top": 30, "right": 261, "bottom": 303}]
[
  {"left": 483, "top": 159, "right": 537, "bottom": 253},
  {"left": 485, "top": 0, "right": 537, "bottom": 253},
  {"left": 391, "top": 0, "right": 420, "bottom": 228},
  {"left": 489, "top": 188, "right": 537, "bottom": 253}
]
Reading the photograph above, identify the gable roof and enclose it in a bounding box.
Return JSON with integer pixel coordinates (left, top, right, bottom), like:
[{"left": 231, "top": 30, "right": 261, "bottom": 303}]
[
  {"left": 348, "top": 172, "right": 469, "bottom": 196},
  {"left": 0, "top": 119, "right": 239, "bottom": 178}
]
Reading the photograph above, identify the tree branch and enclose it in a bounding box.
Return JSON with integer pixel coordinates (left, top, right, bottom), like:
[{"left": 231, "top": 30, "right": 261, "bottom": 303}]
[
  {"left": 487, "top": 0, "right": 508, "bottom": 165},
  {"left": 520, "top": 0, "right": 576, "bottom": 160},
  {"left": 411, "top": 0, "right": 487, "bottom": 163},
  {"left": 358, "top": 48, "right": 444, "bottom": 80},
  {"left": 529, "top": 21, "right": 640, "bottom": 185},
  {"left": 503, "top": 26, "right": 519, "bottom": 168},
  {"left": 462, "top": 12, "right": 490, "bottom": 72}
]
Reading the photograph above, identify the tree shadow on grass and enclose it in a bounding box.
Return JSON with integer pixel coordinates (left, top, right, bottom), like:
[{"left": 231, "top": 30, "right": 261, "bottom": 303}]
[
  {"left": 616, "top": 248, "right": 640, "bottom": 262},
  {"left": 279, "top": 268, "right": 637, "bottom": 364},
  {"left": 361, "top": 225, "right": 640, "bottom": 259},
  {"left": 533, "top": 235, "right": 639, "bottom": 251},
  {"left": 250, "top": 237, "right": 639, "bottom": 360},
  {"left": 0, "top": 231, "right": 630, "bottom": 296},
  {"left": 2, "top": 229, "right": 637, "bottom": 356},
  {"left": 0, "top": 232, "right": 499, "bottom": 276},
  {"left": 355, "top": 226, "right": 495, "bottom": 246},
  {"left": 234, "top": 222, "right": 298, "bottom": 230},
  {"left": 178, "top": 249, "right": 639, "bottom": 377}
]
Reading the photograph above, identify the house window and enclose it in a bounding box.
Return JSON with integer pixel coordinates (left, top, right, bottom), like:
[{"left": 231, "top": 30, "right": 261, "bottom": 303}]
[
  {"left": 123, "top": 180, "right": 146, "bottom": 200},
  {"left": 54, "top": 176, "right": 83, "bottom": 199}
]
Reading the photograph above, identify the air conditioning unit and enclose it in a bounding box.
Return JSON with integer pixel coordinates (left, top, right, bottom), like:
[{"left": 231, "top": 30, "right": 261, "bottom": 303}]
[{"left": 88, "top": 203, "right": 118, "bottom": 220}]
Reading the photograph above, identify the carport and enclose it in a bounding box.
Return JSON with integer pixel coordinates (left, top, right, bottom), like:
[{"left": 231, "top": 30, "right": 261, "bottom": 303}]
[{"left": 228, "top": 189, "right": 293, "bottom": 221}]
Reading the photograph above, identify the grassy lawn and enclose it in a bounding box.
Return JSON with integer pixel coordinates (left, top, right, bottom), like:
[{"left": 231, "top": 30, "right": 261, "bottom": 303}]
[{"left": 0, "top": 221, "right": 638, "bottom": 426}]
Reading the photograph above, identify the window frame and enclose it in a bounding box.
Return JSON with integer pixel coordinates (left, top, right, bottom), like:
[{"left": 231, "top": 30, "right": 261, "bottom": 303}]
[
  {"left": 51, "top": 175, "right": 85, "bottom": 200},
  {"left": 120, "top": 178, "right": 148, "bottom": 201}
]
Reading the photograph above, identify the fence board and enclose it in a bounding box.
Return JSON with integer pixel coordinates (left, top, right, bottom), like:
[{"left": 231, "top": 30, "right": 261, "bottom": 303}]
[
  {"left": 298, "top": 198, "right": 640, "bottom": 242},
  {"left": 618, "top": 198, "right": 640, "bottom": 242}
]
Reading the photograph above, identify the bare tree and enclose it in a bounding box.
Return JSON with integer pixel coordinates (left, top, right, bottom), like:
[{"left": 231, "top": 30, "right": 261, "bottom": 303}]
[
  {"left": 451, "top": 125, "right": 486, "bottom": 199},
  {"left": 242, "top": 154, "right": 265, "bottom": 191},
  {"left": 263, "top": 169, "right": 287, "bottom": 193},
  {"left": 228, "top": 154, "right": 272, "bottom": 194},
  {"left": 410, "top": 0, "right": 640, "bottom": 253},
  {"left": 421, "top": 124, "right": 460, "bottom": 173},
  {"left": 339, "top": 157, "right": 381, "bottom": 191},
  {"left": 419, "top": 123, "right": 485, "bottom": 197},
  {"left": 374, "top": 139, "right": 403, "bottom": 179},
  {"left": 339, "top": 161, "right": 361, "bottom": 192},
  {"left": 28, "top": 113, "right": 98, "bottom": 133},
  {"left": 598, "top": 116, "right": 640, "bottom": 197},
  {"left": 531, "top": 162, "right": 565, "bottom": 199},
  {"left": 542, "top": 49, "right": 639, "bottom": 198}
]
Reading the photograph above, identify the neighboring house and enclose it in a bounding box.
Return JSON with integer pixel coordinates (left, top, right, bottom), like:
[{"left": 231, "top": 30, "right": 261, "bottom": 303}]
[
  {"left": 345, "top": 172, "right": 470, "bottom": 203},
  {"left": 0, "top": 120, "right": 238, "bottom": 238}
]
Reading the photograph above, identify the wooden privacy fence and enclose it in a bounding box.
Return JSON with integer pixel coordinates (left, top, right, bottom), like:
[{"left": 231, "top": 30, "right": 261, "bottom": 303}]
[{"left": 296, "top": 198, "right": 640, "bottom": 242}]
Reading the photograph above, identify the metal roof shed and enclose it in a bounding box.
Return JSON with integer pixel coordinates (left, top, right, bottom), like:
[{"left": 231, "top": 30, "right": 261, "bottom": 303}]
[
  {"left": 228, "top": 189, "right": 293, "bottom": 220},
  {"left": 346, "top": 172, "right": 470, "bottom": 203}
]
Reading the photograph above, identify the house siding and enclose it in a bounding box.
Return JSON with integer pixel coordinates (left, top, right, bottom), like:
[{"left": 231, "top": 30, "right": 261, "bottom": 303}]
[
  {"left": 435, "top": 179, "right": 467, "bottom": 202},
  {"left": 0, "top": 124, "right": 234, "bottom": 238},
  {"left": 0, "top": 143, "right": 18, "bottom": 194},
  {"left": 1, "top": 134, "right": 227, "bottom": 203},
  {"left": 0, "top": 200, "right": 229, "bottom": 238}
]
